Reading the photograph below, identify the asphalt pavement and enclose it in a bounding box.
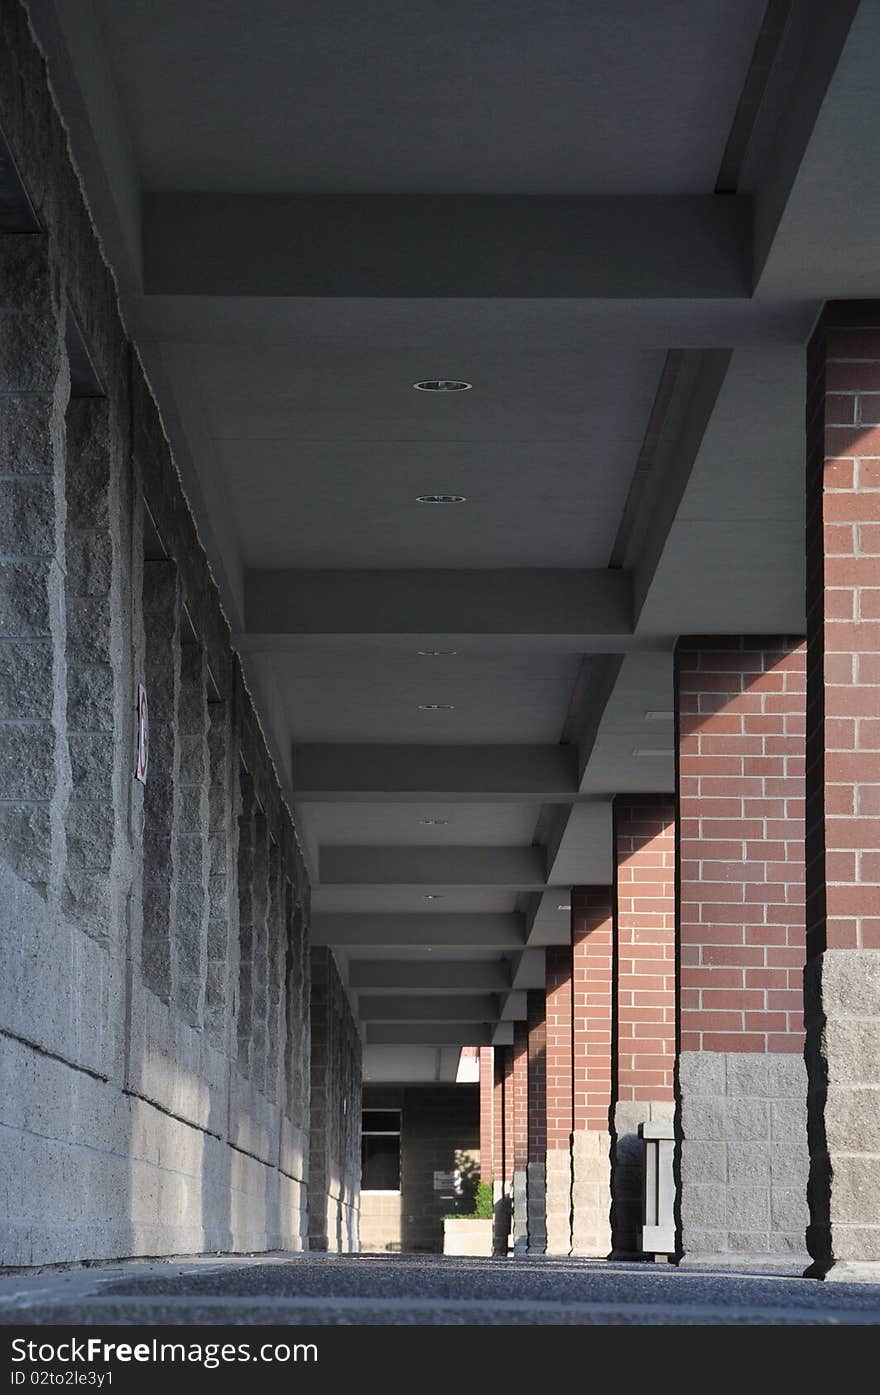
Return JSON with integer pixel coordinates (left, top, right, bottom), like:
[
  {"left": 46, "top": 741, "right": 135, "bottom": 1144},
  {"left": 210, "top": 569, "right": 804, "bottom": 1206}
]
[{"left": 1, "top": 1251, "right": 880, "bottom": 1325}]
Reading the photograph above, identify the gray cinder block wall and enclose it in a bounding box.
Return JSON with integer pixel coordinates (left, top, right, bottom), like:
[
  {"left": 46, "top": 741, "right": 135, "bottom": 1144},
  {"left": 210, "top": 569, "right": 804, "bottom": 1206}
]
[
  {"left": 308, "top": 949, "right": 363, "bottom": 1252},
  {"left": 0, "top": 0, "right": 360, "bottom": 1265}
]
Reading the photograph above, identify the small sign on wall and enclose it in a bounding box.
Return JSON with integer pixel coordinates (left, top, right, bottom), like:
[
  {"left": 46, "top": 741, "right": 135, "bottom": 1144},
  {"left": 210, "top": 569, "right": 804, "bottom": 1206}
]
[
  {"left": 433, "top": 1171, "right": 455, "bottom": 1192},
  {"left": 135, "top": 683, "right": 149, "bottom": 785}
]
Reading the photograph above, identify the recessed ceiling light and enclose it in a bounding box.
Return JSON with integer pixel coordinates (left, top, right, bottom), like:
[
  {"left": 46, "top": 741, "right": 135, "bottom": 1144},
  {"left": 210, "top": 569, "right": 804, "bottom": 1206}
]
[
  {"left": 418, "top": 703, "right": 455, "bottom": 711},
  {"left": 417, "top": 650, "right": 458, "bottom": 657},
  {"left": 644, "top": 710, "right": 674, "bottom": 721},
  {"left": 557, "top": 904, "right": 571, "bottom": 912},
  {"left": 632, "top": 746, "right": 673, "bottom": 758},
  {"left": 423, "top": 893, "right": 444, "bottom": 901},
  {"left": 419, "top": 818, "right": 449, "bottom": 826},
  {"left": 416, "top": 494, "right": 467, "bottom": 504},
  {"left": 413, "top": 379, "right": 472, "bottom": 392}
]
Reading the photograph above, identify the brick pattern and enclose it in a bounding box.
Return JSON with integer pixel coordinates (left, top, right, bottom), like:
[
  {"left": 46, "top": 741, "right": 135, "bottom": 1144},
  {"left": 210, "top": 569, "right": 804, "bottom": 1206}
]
[
  {"left": 478, "top": 1046, "right": 494, "bottom": 1181},
  {"left": 493, "top": 1045, "right": 505, "bottom": 1176},
  {"left": 612, "top": 800, "right": 675, "bottom": 1101},
  {"left": 512, "top": 1020, "right": 529, "bottom": 1172},
  {"left": 572, "top": 887, "right": 613, "bottom": 1129},
  {"left": 806, "top": 312, "right": 880, "bottom": 955},
  {"left": 526, "top": 989, "right": 546, "bottom": 1162},
  {"left": 502, "top": 1045, "right": 516, "bottom": 1186},
  {"left": 802, "top": 307, "right": 880, "bottom": 1272},
  {"left": 676, "top": 638, "right": 807, "bottom": 1054},
  {"left": 544, "top": 943, "right": 573, "bottom": 1147}
]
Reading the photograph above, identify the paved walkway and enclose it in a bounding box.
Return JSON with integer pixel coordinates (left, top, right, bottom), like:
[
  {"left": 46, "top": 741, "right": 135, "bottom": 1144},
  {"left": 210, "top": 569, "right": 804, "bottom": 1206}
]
[{"left": 2, "top": 1253, "right": 880, "bottom": 1325}]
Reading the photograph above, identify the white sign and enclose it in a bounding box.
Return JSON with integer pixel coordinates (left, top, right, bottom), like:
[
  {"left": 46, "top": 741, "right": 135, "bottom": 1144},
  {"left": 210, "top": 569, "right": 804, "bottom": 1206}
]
[{"left": 135, "top": 683, "right": 149, "bottom": 785}]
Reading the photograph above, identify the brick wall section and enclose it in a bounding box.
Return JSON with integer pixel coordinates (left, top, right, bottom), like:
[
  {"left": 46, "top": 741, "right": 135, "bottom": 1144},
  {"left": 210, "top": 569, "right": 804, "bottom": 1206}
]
[
  {"left": 512, "top": 1021, "right": 529, "bottom": 1172},
  {"left": 572, "top": 887, "right": 614, "bottom": 1129},
  {"left": 526, "top": 989, "right": 546, "bottom": 1162},
  {"left": 493, "top": 1046, "right": 505, "bottom": 1178},
  {"left": 676, "top": 637, "right": 807, "bottom": 1053},
  {"left": 478, "top": 1046, "right": 494, "bottom": 1181},
  {"left": 612, "top": 797, "right": 675, "bottom": 1101},
  {"left": 806, "top": 312, "right": 880, "bottom": 956},
  {"left": 803, "top": 306, "right": 880, "bottom": 1272},
  {"left": 503, "top": 1045, "right": 516, "bottom": 1186},
  {"left": 544, "top": 943, "right": 574, "bottom": 1149}
]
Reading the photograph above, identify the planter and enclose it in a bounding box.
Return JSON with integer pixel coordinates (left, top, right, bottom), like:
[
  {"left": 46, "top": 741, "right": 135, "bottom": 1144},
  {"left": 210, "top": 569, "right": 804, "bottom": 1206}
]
[{"left": 442, "top": 1217, "right": 494, "bottom": 1257}]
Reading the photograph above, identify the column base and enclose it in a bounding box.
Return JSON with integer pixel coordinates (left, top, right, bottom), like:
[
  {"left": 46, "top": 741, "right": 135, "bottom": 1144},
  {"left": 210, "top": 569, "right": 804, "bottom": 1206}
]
[
  {"left": 805, "top": 1260, "right": 880, "bottom": 1284},
  {"left": 570, "top": 1128, "right": 611, "bottom": 1258},
  {"left": 679, "top": 1050, "right": 810, "bottom": 1262},
  {"left": 678, "top": 1253, "right": 809, "bottom": 1274},
  {"left": 544, "top": 1146, "right": 572, "bottom": 1256}
]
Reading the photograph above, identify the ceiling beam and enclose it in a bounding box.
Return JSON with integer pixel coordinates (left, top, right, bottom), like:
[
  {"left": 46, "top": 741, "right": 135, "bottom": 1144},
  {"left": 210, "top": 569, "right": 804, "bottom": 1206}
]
[
  {"left": 349, "top": 960, "right": 512, "bottom": 992},
  {"left": 143, "top": 193, "right": 750, "bottom": 299},
  {"left": 319, "top": 844, "right": 547, "bottom": 888},
  {"left": 242, "top": 569, "right": 633, "bottom": 649},
  {"left": 358, "top": 995, "right": 501, "bottom": 1022},
  {"left": 365, "top": 1022, "right": 514, "bottom": 1047},
  {"left": 294, "top": 744, "right": 578, "bottom": 800},
  {"left": 311, "top": 912, "right": 526, "bottom": 948}
]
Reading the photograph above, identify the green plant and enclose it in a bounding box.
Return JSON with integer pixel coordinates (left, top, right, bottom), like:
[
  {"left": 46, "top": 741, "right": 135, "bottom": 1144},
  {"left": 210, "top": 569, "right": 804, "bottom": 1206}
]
[
  {"left": 442, "top": 1180, "right": 495, "bottom": 1222},
  {"left": 474, "top": 1181, "right": 493, "bottom": 1218}
]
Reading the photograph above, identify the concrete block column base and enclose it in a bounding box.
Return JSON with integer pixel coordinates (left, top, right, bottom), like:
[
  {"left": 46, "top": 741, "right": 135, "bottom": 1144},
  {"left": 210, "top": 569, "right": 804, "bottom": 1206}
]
[
  {"left": 544, "top": 1146, "right": 572, "bottom": 1255},
  {"left": 526, "top": 1160, "right": 546, "bottom": 1253},
  {"left": 805, "top": 951, "right": 880, "bottom": 1273},
  {"left": 571, "top": 1128, "right": 612, "bottom": 1258},
  {"left": 679, "top": 1050, "right": 810, "bottom": 1262}
]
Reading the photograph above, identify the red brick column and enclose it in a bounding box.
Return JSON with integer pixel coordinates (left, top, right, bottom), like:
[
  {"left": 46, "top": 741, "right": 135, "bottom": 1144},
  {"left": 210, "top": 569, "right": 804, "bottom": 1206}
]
[
  {"left": 570, "top": 887, "right": 613, "bottom": 1256},
  {"left": 526, "top": 988, "right": 547, "bottom": 1252},
  {"left": 675, "top": 637, "right": 808, "bottom": 1261},
  {"left": 611, "top": 796, "right": 675, "bottom": 1254},
  {"left": 511, "top": 1020, "right": 529, "bottom": 1251},
  {"left": 478, "top": 1046, "right": 494, "bottom": 1184},
  {"left": 492, "top": 1046, "right": 509, "bottom": 1253},
  {"left": 805, "top": 308, "right": 880, "bottom": 1278},
  {"left": 544, "top": 942, "right": 573, "bottom": 1254}
]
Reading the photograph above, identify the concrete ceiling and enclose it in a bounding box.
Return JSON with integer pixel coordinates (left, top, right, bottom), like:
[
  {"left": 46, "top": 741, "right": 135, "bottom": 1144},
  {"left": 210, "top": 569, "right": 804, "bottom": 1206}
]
[{"left": 30, "top": 0, "right": 877, "bottom": 1081}]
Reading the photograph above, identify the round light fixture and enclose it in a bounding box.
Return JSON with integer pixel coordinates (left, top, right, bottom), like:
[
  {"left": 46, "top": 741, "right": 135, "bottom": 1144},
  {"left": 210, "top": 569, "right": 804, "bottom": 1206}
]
[
  {"left": 415, "top": 494, "right": 467, "bottom": 504},
  {"left": 413, "top": 379, "right": 472, "bottom": 393}
]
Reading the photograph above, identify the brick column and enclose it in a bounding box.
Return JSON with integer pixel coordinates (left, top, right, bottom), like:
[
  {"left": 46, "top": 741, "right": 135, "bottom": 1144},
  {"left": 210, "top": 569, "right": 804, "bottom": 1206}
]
[
  {"left": 526, "top": 988, "right": 547, "bottom": 1253},
  {"left": 571, "top": 887, "right": 613, "bottom": 1257},
  {"left": 492, "top": 1046, "right": 511, "bottom": 1253},
  {"left": 511, "top": 1020, "right": 529, "bottom": 1252},
  {"left": 478, "top": 1045, "right": 494, "bottom": 1183},
  {"left": 675, "top": 637, "right": 809, "bottom": 1263},
  {"left": 610, "top": 797, "right": 676, "bottom": 1255},
  {"left": 544, "top": 942, "right": 573, "bottom": 1254},
  {"left": 804, "top": 308, "right": 880, "bottom": 1280}
]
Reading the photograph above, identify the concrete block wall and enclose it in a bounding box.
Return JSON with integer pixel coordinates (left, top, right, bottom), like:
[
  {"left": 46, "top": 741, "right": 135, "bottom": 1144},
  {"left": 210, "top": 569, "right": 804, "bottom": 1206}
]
[
  {"left": 0, "top": 1, "right": 329, "bottom": 1266},
  {"left": 308, "top": 948, "right": 362, "bottom": 1252}
]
